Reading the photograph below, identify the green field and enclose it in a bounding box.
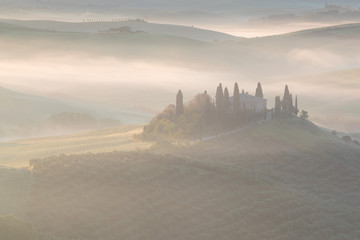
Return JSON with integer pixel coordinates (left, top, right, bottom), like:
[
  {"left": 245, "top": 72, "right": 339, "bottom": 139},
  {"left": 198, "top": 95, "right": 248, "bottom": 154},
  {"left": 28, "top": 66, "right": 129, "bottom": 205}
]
[{"left": 0, "top": 125, "right": 152, "bottom": 168}]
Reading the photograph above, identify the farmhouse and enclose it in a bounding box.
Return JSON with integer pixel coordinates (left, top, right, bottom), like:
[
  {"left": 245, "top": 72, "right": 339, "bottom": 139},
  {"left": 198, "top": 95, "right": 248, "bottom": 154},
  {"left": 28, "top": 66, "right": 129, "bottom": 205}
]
[{"left": 230, "top": 91, "right": 267, "bottom": 113}]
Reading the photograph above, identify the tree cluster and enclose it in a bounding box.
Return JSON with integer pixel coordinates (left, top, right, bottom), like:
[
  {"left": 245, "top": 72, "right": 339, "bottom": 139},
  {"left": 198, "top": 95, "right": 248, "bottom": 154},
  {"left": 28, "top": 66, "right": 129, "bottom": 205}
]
[
  {"left": 143, "top": 82, "right": 266, "bottom": 140},
  {"left": 274, "top": 85, "right": 300, "bottom": 118}
]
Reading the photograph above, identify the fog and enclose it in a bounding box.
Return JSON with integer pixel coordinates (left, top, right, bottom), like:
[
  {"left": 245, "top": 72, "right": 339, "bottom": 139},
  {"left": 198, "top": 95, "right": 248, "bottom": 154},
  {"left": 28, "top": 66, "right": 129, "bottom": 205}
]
[
  {"left": 0, "top": 2, "right": 360, "bottom": 135},
  {"left": 1, "top": 23, "right": 360, "bottom": 133}
]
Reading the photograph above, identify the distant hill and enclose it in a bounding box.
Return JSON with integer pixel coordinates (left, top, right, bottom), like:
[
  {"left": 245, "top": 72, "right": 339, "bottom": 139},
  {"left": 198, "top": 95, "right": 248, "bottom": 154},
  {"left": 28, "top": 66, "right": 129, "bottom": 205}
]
[
  {"left": 285, "top": 23, "right": 360, "bottom": 38},
  {"left": 1, "top": 0, "right": 360, "bottom": 16},
  {"left": 0, "top": 19, "right": 241, "bottom": 42},
  {"left": 252, "top": 5, "right": 360, "bottom": 25},
  {"left": 0, "top": 87, "right": 150, "bottom": 139}
]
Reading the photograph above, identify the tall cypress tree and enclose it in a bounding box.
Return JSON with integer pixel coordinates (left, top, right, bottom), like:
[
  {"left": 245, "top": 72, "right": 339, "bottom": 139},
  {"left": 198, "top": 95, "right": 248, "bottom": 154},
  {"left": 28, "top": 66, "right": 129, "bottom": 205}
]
[
  {"left": 223, "top": 87, "right": 230, "bottom": 114},
  {"left": 233, "top": 82, "right": 240, "bottom": 123},
  {"left": 223, "top": 87, "right": 231, "bottom": 129},
  {"left": 282, "top": 85, "right": 292, "bottom": 113},
  {"left": 283, "top": 85, "right": 290, "bottom": 101},
  {"left": 294, "top": 95, "right": 299, "bottom": 116},
  {"left": 255, "top": 82, "right": 263, "bottom": 98},
  {"left": 275, "top": 96, "right": 281, "bottom": 117},
  {"left": 215, "top": 83, "right": 224, "bottom": 115},
  {"left": 175, "top": 89, "right": 184, "bottom": 120}
]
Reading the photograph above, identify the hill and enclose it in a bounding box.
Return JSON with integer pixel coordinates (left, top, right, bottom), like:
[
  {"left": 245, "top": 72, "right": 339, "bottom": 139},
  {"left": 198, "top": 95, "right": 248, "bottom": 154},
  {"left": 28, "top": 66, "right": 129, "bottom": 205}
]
[
  {"left": 0, "top": 86, "right": 151, "bottom": 140},
  {"left": 0, "top": 125, "right": 151, "bottom": 168},
  {"left": 284, "top": 23, "right": 360, "bottom": 38},
  {"left": 8, "top": 117, "right": 359, "bottom": 240},
  {"left": 1, "top": 0, "right": 359, "bottom": 16},
  {"left": 0, "top": 19, "right": 240, "bottom": 42}
]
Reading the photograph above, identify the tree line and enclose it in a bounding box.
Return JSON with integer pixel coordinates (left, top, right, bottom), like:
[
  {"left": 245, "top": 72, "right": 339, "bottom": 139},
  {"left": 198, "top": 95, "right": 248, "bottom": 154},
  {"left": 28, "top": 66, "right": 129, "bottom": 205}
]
[
  {"left": 274, "top": 85, "right": 308, "bottom": 120},
  {"left": 143, "top": 82, "right": 266, "bottom": 140}
]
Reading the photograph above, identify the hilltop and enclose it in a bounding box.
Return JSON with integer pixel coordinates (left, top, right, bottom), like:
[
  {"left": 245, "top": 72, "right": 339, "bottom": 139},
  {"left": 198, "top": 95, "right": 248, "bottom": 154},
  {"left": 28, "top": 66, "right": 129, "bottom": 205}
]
[{"left": 15, "top": 117, "right": 359, "bottom": 240}]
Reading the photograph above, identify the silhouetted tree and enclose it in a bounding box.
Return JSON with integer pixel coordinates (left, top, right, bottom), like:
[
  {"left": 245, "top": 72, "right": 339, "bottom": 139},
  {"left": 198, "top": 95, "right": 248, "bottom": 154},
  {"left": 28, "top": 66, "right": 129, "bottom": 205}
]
[
  {"left": 275, "top": 96, "right": 281, "bottom": 116},
  {"left": 204, "top": 91, "right": 213, "bottom": 125},
  {"left": 223, "top": 87, "right": 231, "bottom": 128},
  {"left": 299, "top": 110, "right": 309, "bottom": 120},
  {"left": 223, "top": 87, "right": 230, "bottom": 115},
  {"left": 294, "top": 95, "right": 299, "bottom": 116},
  {"left": 282, "top": 85, "right": 292, "bottom": 114},
  {"left": 215, "top": 83, "right": 224, "bottom": 113},
  {"left": 175, "top": 89, "right": 184, "bottom": 120},
  {"left": 233, "top": 82, "right": 240, "bottom": 124},
  {"left": 342, "top": 135, "right": 352, "bottom": 143},
  {"left": 255, "top": 82, "right": 263, "bottom": 98}
]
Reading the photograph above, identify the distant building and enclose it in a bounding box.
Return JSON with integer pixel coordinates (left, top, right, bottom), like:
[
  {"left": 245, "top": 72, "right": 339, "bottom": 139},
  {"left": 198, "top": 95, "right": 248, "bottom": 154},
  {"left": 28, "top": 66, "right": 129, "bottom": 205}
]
[{"left": 230, "top": 92, "right": 267, "bottom": 113}]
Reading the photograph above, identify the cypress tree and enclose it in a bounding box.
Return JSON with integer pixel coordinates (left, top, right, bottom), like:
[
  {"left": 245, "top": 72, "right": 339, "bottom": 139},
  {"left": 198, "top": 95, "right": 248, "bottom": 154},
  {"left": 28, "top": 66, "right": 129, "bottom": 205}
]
[
  {"left": 275, "top": 96, "right": 281, "bottom": 116},
  {"left": 283, "top": 85, "right": 290, "bottom": 101},
  {"left": 282, "top": 85, "right": 291, "bottom": 113},
  {"left": 223, "top": 87, "right": 230, "bottom": 129},
  {"left": 175, "top": 89, "right": 184, "bottom": 120},
  {"left": 223, "top": 87, "right": 230, "bottom": 114},
  {"left": 255, "top": 82, "right": 263, "bottom": 98},
  {"left": 294, "top": 95, "right": 299, "bottom": 116},
  {"left": 204, "top": 91, "right": 213, "bottom": 125},
  {"left": 233, "top": 82, "right": 240, "bottom": 124},
  {"left": 215, "top": 83, "right": 224, "bottom": 115}
]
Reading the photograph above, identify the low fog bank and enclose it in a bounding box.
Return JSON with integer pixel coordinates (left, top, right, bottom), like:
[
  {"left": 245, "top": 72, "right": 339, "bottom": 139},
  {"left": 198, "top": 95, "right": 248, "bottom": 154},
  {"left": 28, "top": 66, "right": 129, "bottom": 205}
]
[
  {"left": 0, "top": 20, "right": 359, "bottom": 133},
  {"left": 0, "top": 85, "right": 152, "bottom": 141},
  {"left": 1, "top": 55, "right": 359, "bottom": 132},
  {"left": 0, "top": 112, "right": 122, "bottom": 142}
]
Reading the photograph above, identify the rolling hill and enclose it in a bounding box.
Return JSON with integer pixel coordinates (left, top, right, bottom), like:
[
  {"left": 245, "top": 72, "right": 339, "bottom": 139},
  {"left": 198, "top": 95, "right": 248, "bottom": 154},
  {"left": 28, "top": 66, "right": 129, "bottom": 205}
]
[
  {"left": 2, "top": 117, "right": 358, "bottom": 240},
  {"left": 0, "top": 19, "right": 240, "bottom": 42},
  {"left": 0, "top": 125, "right": 151, "bottom": 168},
  {"left": 1, "top": 0, "right": 359, "bottom": 15},
  {"left": 284, "top": 23, "right": 360, "bottom": 38},
  {"left": 0, "top": 86, "right": 151, "bottom": 140}
]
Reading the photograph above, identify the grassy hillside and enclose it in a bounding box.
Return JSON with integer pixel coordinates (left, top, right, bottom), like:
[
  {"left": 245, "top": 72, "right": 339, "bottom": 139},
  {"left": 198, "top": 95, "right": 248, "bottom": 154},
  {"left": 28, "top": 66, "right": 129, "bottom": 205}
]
[
  {"left": 18, "top": 118, "right": 360, "bottom": 240},
  {"left": 0, "top": 21, "right": 209, "bottom": 67},
  {"left": 0, "top": 125, "right": 152, "bottom": 168},
  {"left": 0, "top": 19, "right": 240, "bottom": 42},
  {"left": 285, "top": 23, "right": 360, "bottom": 38},
  {"left": 0, "top": 168, "right": 31, "bottom": 218}
]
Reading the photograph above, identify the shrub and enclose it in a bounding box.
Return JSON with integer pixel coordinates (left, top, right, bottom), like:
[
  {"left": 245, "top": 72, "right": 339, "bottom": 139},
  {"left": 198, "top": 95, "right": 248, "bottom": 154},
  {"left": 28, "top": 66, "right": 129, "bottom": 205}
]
[{"left": 342, "top": 135, "right": 352, "bottom": 143}]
